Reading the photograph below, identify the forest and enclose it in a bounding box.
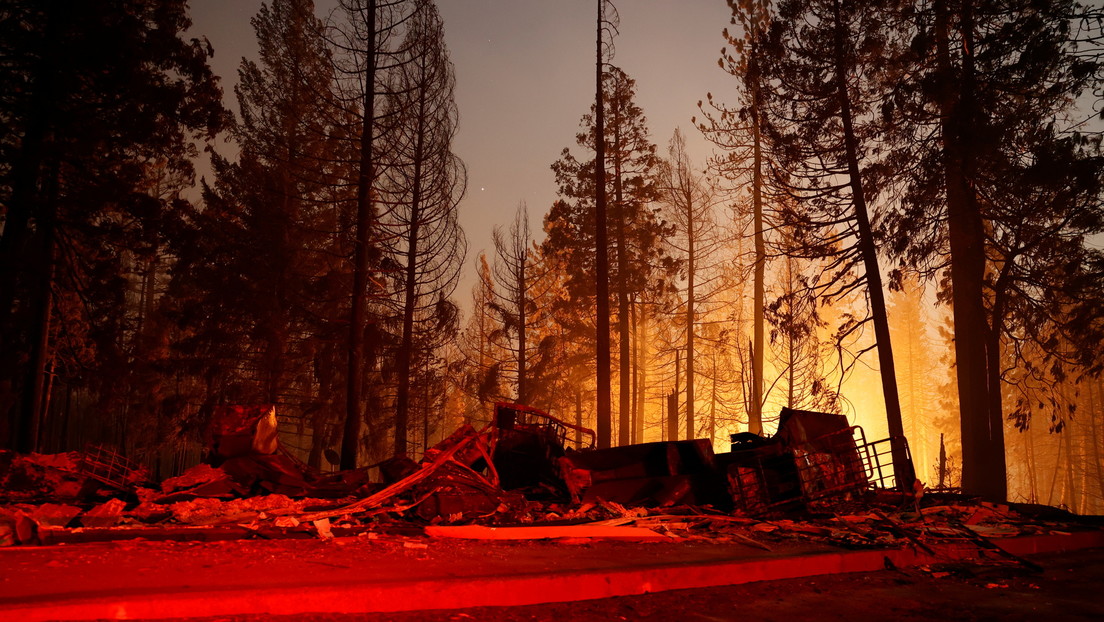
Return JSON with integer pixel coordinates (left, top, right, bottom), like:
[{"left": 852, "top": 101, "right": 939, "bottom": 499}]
[{"left": 1, "top": 0, "right": 1103, "bottom": 514}]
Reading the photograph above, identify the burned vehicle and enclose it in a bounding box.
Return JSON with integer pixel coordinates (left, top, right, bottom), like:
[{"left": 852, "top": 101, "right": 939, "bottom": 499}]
[
  {"left": 491, "top": 403, "right": 913, "bottom": 516},
  {"left": 721, "top": 407, "right": 908, "bottom": 514}
]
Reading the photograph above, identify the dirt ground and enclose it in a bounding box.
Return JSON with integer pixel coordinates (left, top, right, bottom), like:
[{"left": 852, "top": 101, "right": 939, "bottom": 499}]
[{"left": 154, "top": 548, "right": 1103, "bottom": 622}]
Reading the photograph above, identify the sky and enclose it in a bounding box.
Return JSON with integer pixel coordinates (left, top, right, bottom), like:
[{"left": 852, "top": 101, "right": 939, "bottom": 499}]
[{"left": 188, "top": 0, "right": 736, "bottom": 303}]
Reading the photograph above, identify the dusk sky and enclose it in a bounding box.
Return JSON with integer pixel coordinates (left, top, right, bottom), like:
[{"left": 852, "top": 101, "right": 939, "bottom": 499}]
[{"left": 189, "top": 0, "right": 734, "bottom": 299}]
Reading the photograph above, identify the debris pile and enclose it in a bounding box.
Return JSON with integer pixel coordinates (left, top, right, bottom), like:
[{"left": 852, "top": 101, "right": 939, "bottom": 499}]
[
  {"left": 722, "top": 407, "right": 903, "bottom": 515},
  {"left": 0, "top": 450, "right": 89, "bottom": 503},
  {"left": 1, "top": 402, "right": 1099, "bottom": 556}
]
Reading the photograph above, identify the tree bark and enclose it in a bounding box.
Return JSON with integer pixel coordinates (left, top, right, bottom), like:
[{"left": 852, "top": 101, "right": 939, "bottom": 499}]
[
  {"left": 749, "top": 57, "right": 765, "bottom": 436},
  {"left": 630, "top": 295, "right": 639, "bottom": 444},
  {"left": 613, "top": 120, "right": 631, "bottom": 447},
  {"left": 23, "top": 163, "right": 60, "bottom": 454},
  {"left": 26, "top": 258, "right": 53, "bottom": 454},
  {"left": 1025, "top": 421, "right": 1038, "bottom": 503},
  {"left": 394, "top": 163, "right": 421, "bottom": 456},
  {"left": 575, "top": 390, "right": 584, "bottom": 448},
  {"left": 709, "top": 352, "right": 718, "bottom": 446},
  {"left": 516, "top": 243, "right": 527, "bottom": 404},
  {"left": 1062, "top": 393, "right": 1078, "bottom": 511},
  {"left": 934, "top": 0, "right": 1006, "bottom": 500},
  {"left": 394, "top": 69, "right": 429, "bottom": 456},
  {"left": 685, "top": 179, "right": 696, "bottom": 441},
  {"left": 343, "top": 0, "right": 378, "bottom": 469},
  {"left": 635, "top": 300, "right": 647, "bottom": 444},
  {"left": 667, "top": 350, "right": 680, "bottom": 442},
  {"left": 593, "top": 0, "right": 613, "bottom": 448},
  {"left": 1089, "top": 380, "right": 1104, "bottom": 506},
  {"left": 1, "top": 7, "right": 61, "bottom": 453},
  {"left": 828, "top": 0, "right": 914, "bottom": 489}
]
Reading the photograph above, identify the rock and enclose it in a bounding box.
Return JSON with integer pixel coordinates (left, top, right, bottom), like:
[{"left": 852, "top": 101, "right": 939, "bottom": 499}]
[{"left": 129, "top": 501, "right": 172, "bottom": 523}]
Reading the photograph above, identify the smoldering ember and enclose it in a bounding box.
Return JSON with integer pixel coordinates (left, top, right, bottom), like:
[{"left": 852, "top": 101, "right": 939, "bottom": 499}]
[{"left": 1, "top": 0, "right": 1103, "bottom": 620}]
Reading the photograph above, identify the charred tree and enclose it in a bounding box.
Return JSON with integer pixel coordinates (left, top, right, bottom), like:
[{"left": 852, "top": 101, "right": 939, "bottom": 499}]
[
  {"left": 593, "top": 0, "right": 615, "bottom": 447},
  {"left": 382, "top": 0, "right": 466, "bottom": 456}
]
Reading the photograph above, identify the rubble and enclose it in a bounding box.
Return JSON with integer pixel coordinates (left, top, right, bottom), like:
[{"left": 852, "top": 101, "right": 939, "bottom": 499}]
[
  {"left": 161, "top": 463, "right": 230, "bottom": 495},
  {"left": 158, "top": 463, "right": 244, "bottom": 501},
  {"left": 0, "top": 507, "right": 37, "bottom": 546},
  {"left": 167, "top": 494, "right": 311, "bottom": 525},
  {"left": 0, "top": 450, "right": 89, "bottom": 502},
  {"left": 493, "top": 402, "right": 593, "bottom": 492},
  {"left": 80, "top": 444, "right": 150, "bottom": 491},
  {"left": 29, "top": 502, "right": 82, "bottom": 528},
  {"left": 0, "top": 401, "right": 1099, "bottom": 571},
  {"left": 722, "top": 407, "right": 905, "bottom": 515},
  {"left": 81, "top": 498, "right": 126, "bottom": 528},
  {"left": 558, "top": 438, "right": 727, "bottom": 508},
  {"left": 208, "top": 404, "right": 280, "bottom": 459}
]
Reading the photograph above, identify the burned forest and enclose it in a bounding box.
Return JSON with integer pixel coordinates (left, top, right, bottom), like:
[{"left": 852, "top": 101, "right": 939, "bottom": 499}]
[{"left": 2, "top": 2, "right": 1104, "bottom": 617}]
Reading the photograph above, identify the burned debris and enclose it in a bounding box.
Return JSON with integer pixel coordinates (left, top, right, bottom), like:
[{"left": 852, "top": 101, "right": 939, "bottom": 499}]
[
  {"left": 494, "top": 402, "right": 593, "bottom": 492},
  {"left": 724, "top": 407, "right": 907, "bottom": 515},
  {"left": 541, "top": 405, "right": 909, "bottom": 515},
  {"left": 0, "top": 403, "right": 910, "bottom": 533},
  {"left": 0, "top": 402, "right": 1096, "bottom": 554}
]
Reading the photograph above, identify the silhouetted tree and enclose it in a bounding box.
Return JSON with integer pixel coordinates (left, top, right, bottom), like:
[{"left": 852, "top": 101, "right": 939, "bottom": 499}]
[
  {"left": 545, "top": 66, "right": 671, "bottom": 446},
  {"left": 765, "top": 243, "right": 840, "bottom": 415},
  {"left": 591, "top": 0, "right": 617, "bottom": 447},
  {"left": 330, "top": 0, "right": 416, "bottom": 467},
  {"left": 756, "top": 0, "right": 914, "bottom": 487},
  {"left": 380, "top": 0, "right": 466, "bottom": 456},
  {"left": 485, "top": 207, "right": 534, "bottom": 404},
  {"left": 0, "top": 0, "right": 228, "bottom": 451},
  {"left": 884, "top": 0, "right": 1104, "bottom": 499},
  {"left": 698, "top": 0, "right": 773, "bottom": 435},
  {"left": 457, "top": 254, "right": 504, "bottom": 413},
  {"left": 175, "top": 0, "right": 342, "bottom": 421},
  {"left": 656, "top": 129, "right": 725, "bottom": 439}
]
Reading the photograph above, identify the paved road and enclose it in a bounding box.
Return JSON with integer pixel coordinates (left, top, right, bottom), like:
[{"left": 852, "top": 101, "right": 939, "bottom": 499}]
[
  {"left": 1, "top": 531, "right": 1101, "bottom": 621},
  {"left": 178, "top": 548, "right": 1104, "bottom": 622}
]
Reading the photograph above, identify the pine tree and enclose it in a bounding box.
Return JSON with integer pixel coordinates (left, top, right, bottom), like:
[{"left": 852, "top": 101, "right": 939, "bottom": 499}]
[
  {"left": 544, "top": 66, "right": 673, "bottom": 447},
  {"left": 884, "top": 0, "right": 1104, "bottom": 499},
  {"left": 165, "top": 0, "right": 351, "bottom": 467},
  {"left": 698, "top": 0, "right": 774, "bottom": 435},
  {"left": 331, "top": 0, "right": 418, "bottom": 467},
  {"left": 656, "top": 129, "right": 726, "bottom": 440},
  {"left": 0, "top": 0, "right": 228, "bottom": 451},
  {"left": 381, "top": 0, "right": 466, "bottom": 456},
  {"left": 755, "top": 0, "right": 915, "bottom": 486}
]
